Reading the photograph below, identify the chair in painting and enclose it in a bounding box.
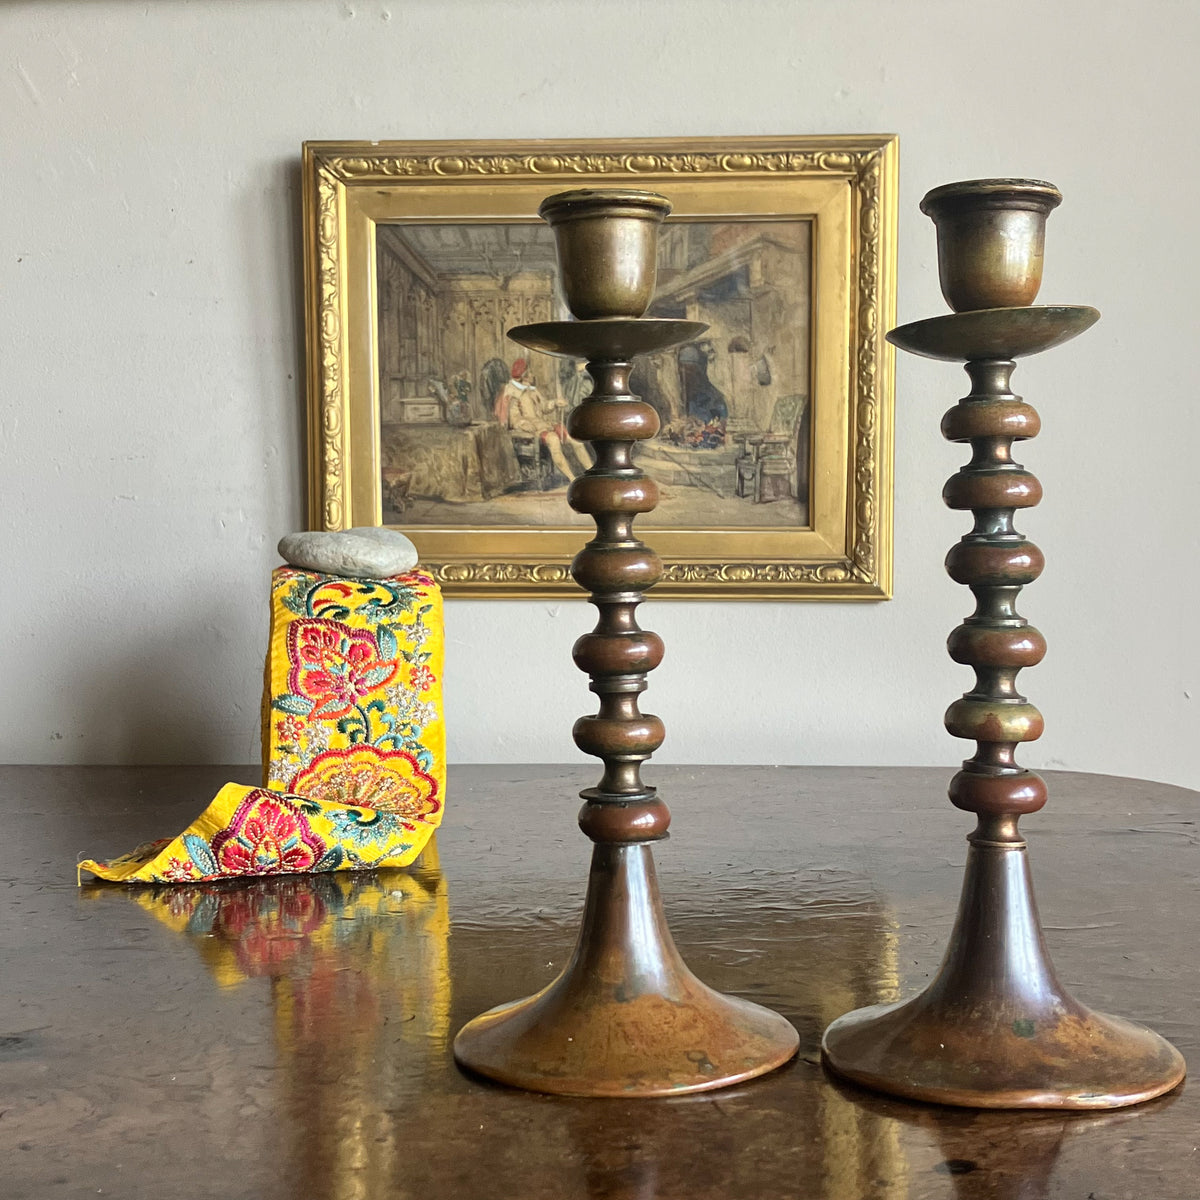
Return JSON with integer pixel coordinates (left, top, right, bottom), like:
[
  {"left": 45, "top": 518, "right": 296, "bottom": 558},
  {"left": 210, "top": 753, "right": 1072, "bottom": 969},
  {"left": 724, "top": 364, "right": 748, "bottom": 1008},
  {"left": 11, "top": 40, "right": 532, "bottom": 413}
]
[
  {"left": 509, "top": 433, "right": 559, "bottom": 490},
  {"left": 734, "top": 393, "right": 808, "bottom": 504}
]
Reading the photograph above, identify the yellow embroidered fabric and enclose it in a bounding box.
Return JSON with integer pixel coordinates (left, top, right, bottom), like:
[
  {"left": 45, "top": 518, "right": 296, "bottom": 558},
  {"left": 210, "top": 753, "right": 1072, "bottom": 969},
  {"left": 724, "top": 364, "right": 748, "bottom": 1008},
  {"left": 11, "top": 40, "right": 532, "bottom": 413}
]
[{"left": 79, "top": 568, "right": 446, "bottom": 885}]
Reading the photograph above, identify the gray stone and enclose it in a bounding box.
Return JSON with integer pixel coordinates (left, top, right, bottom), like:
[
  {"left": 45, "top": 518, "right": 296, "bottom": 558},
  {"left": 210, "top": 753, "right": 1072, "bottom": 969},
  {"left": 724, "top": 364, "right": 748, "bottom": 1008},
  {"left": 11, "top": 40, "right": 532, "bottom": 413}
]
[{"left": 278, "top": 526, "right": 419, "bottom": 579}]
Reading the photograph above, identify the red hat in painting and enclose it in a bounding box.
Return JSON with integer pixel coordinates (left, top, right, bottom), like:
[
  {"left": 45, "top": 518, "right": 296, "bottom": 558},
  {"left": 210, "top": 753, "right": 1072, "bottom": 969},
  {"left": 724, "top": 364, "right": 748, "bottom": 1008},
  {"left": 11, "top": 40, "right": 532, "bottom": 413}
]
[{"left": 510, "top": 358, "right": 528, "bottom": 379}]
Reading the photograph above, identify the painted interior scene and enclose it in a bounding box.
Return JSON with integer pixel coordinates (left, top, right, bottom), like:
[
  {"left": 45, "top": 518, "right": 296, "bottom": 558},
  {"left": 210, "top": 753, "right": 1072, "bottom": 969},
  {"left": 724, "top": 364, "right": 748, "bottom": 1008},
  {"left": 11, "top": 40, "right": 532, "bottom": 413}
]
[{"left": 376, "top": 219, "right": 812, "bottom": 528}]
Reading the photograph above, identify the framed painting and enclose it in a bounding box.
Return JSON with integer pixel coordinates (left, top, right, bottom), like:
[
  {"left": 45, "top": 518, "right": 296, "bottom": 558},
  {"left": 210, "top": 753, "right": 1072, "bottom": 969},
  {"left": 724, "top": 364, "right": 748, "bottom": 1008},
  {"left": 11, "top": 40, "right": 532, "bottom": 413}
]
[{"left": 303, "top": 135, "right": 897, "bottom": 598}]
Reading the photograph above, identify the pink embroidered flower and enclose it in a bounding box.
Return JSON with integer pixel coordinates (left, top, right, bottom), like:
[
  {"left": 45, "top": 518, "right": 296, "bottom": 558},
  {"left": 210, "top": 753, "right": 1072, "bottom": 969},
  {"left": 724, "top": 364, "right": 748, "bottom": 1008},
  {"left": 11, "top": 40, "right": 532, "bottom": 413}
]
[
  {"left": 291, "top": 745, "right": 440, "bottom": 820},
  {"left": 276, "top": 716, "right": 305, "bottom": 743},
  {"left": 163, "top": 856, "right": 200, "bottom": 882},
  {"left": 287, "top": 620, "right": 399, "bottom": 720},
  {"left": 210, "top": 790, "right": 326, "bottom": 876},
  {"left": 409, "top": 664, "right": 436, "bottom": 693}
]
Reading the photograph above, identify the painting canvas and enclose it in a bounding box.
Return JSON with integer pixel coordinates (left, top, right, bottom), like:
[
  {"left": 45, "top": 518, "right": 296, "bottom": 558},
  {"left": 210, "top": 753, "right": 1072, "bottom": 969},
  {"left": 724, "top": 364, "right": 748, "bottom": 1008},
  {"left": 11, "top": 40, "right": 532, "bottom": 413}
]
[
  {"left": 304, "top": 136, "right": 897, "bottom": 598},
  {"left": 376, "top": 219, "right": 812, "bottom": 531}
]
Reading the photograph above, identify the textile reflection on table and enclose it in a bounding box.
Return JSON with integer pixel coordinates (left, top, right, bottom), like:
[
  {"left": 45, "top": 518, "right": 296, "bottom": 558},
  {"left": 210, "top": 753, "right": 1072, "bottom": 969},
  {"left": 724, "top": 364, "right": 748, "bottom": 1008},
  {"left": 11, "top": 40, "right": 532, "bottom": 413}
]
[
  {"left": 3, "top": 765, "right": 1196, "bottom": 1200},
  {"left": 381, "top": 420, "right": 520, "bottom": 503}
]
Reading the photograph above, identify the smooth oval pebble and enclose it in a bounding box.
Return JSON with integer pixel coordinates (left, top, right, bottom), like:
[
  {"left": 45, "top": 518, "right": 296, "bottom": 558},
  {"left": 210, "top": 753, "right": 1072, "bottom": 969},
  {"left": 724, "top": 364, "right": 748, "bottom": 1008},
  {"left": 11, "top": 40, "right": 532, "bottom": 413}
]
[{"left": 278, "top": 526, "right": 419, "bottom": 579}]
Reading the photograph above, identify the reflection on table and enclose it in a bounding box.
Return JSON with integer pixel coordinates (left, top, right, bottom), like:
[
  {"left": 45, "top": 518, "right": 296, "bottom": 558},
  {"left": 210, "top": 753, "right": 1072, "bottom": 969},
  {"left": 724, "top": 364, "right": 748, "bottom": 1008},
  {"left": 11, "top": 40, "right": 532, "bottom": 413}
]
[{"left": 122, "top": 843, "right": 451, "bottom": 1198}]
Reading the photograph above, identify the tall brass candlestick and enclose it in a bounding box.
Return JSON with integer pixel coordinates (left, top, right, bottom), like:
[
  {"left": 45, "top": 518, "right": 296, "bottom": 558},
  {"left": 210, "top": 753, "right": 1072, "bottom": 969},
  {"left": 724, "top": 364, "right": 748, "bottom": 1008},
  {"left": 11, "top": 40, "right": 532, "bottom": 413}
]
[
  {"left": 822, "top": 179, "right": 1185, "bottom": 1108},
  {"left": 453, "top": 189, "right": 799, "bottom": 1097}
]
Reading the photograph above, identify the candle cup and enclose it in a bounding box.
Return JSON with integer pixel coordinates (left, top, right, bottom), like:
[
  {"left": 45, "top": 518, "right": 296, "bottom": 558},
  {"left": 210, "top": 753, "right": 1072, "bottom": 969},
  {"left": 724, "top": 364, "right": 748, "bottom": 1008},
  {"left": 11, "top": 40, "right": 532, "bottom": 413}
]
[
  {"left": 921, "top": 179, "right": 1062, "bottom": 312},
  {"left": 538, "top": 189, "right": 671, "bottom": 320}
]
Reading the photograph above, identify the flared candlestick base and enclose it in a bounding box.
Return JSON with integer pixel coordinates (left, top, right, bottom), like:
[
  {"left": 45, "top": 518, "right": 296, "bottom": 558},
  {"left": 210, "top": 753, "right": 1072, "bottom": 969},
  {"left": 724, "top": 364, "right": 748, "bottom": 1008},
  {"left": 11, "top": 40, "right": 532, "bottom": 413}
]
[
  {"left": 821, "top": 837, "right": 1185, "bottom": 1108},
  {"left": 453, "top": 842, "right": 799, "bottom": 1097}
]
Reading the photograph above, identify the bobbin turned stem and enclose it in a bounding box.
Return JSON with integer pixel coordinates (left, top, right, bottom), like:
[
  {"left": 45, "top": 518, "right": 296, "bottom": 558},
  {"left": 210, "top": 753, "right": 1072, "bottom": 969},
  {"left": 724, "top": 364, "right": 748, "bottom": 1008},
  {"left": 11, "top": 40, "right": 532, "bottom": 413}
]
[
  {"left": 453, "top": 189, "right": 797, "bottom": 1096},
  {"left": 824, "top": 351, "right": 1185, "bottom": 1108},
  {"left": 568, "top": 359, "right": 669, "bottom": 825}
]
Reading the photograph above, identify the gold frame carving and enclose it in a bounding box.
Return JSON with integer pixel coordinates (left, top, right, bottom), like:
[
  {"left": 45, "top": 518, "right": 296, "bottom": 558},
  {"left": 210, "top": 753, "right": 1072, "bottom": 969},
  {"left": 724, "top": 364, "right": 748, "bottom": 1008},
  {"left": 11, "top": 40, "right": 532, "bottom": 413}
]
[{"left": 302, "top": 136, "right": 897, "bottom": 599}]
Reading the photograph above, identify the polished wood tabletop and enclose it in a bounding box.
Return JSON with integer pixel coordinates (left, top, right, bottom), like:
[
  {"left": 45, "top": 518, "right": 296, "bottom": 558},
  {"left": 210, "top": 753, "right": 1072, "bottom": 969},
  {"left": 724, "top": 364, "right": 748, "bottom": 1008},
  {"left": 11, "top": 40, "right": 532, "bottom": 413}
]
[{"left": 2, "top": 764, "right": 1197, "bottom": 1199}]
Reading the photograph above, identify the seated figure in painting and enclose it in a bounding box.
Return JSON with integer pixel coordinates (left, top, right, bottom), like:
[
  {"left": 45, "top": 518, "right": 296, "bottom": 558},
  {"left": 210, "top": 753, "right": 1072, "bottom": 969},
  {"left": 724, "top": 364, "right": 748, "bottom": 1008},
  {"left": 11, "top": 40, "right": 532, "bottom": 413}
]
[{"left": 494, "top": 358, "right": 588, "bottom": 485}]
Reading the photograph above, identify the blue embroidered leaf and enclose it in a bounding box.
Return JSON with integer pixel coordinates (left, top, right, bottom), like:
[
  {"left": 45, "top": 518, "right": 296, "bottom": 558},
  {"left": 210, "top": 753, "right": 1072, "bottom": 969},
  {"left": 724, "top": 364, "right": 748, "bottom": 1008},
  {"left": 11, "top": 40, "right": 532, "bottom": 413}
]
[
  {"left": 182, "top": 834, "right": 218, "bottom": 877},
  {"left": 359, "top": 665, "right": 395, "bottom": 689},
  {"left": 272, "top": 693, "right": 313, "bottom": 717},
  {"left": 315, "top": 845, "right": 344, "bottom": 872},
  {"left": 377, "top": 624, "right": 398, "bottom": 660},
  {"left": 282, "top": 591, "right": 309, "bottom": 616}
]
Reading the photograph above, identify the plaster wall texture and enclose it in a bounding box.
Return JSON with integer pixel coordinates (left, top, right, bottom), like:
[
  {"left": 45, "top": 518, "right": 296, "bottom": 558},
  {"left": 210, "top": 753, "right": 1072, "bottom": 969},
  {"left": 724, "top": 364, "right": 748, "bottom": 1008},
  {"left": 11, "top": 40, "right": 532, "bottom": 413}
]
[{"left": 2, "top": 0, "right": 1197, "bottom": 787}]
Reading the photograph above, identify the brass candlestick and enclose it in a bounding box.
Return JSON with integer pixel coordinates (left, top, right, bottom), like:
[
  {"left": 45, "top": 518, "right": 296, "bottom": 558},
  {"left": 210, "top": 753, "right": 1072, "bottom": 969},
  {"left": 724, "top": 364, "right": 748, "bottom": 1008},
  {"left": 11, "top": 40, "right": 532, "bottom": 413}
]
[
  {"left": 453, "top": 189, "right": 799, "bottom": 1097},
  {"left": 822, "top": 179, "right": 1186, "bottom": 1108}
]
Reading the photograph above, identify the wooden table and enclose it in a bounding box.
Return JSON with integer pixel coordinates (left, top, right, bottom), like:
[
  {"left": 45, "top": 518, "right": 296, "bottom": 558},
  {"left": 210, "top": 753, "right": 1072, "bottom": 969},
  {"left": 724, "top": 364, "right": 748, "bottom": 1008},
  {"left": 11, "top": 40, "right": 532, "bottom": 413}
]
[{"left": 3, "top": 765, "right": 1196, "bottom": 1199}]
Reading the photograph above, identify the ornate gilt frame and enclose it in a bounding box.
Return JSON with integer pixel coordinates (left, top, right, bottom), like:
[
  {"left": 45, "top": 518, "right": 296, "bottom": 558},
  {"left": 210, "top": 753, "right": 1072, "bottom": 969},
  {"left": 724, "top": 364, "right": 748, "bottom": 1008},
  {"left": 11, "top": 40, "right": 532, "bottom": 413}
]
[{"left": 303, "top": 136, "right": 897, "bottom": 599}]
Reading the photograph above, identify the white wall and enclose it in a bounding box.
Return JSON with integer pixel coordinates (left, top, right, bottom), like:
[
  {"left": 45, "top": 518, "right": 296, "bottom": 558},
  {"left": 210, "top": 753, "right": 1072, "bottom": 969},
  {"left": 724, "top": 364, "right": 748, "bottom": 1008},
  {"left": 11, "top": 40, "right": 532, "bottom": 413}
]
[{"left": 3, "top": 0, "right": 1197, "bottom": 787}]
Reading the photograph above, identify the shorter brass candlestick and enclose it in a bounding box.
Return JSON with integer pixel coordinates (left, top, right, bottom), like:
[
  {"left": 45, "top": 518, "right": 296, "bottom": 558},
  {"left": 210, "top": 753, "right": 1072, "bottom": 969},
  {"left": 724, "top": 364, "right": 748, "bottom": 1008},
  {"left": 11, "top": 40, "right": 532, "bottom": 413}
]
[
  {"left": 453, "top": 188, "right": 798, "bottom": 1097},
  {"left": 822, "top": 179, "right": 1185, "bottom": 1108}
]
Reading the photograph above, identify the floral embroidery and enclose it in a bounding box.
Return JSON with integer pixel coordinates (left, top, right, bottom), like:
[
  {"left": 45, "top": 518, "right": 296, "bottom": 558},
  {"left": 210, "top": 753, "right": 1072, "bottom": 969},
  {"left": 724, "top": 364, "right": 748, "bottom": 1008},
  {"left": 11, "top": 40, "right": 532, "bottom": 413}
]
[
  {"left": 210, "top": 790, "right": 327, "bottom": 876},
  {"left": 280, "top": 572, "right": 433, "bottom": 622},
  {"left": 406, "top": 619, "right": 432, "bottom": 649},
  {"left": 78, "top": 568, "right": 444, "bottom": 886},
  {"left": 162, "top": 856, "right": 200, "bottom": 882},
  {"left": 291, "top": 745, "right": 441, "bottom": 820},
  {"left": 276, "top": 716, "right": 305, "bottom": 744},
  {"left": 285, "top": 619, "right": 398, "bottom": 720},
  {"left": 325, "top": 805, "right": 416, "bottom": 849}
]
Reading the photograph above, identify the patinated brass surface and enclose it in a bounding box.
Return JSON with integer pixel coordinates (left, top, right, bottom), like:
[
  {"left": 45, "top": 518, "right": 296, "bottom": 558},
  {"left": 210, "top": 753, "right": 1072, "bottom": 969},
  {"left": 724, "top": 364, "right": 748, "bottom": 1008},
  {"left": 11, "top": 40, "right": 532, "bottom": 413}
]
[
  {"left": 453, "top": 190, "right": 798, "bottom": 1095},
  {"left": 506, "top": 317, "right": 707, "bottom": 362},
  {"left": 6, "top": 764, "right": 1199, "bottom": 1198},
  {"left": 538, "top": 189, "right": 672, "bottom": 320},
  {"left": 920, "top": 179, "right": 1061, "bottom": 312},
  {"left": 453, "top": 842, "right": 800, "bottom": 1096},
  {"left": 823, "top": 835, "right": 1185, "bottom": 1108},
  {"left": 823, "top": 180, "right": 1186, "bottom": 1109},
  {"left": 887, "top": 305, "right": 1099, "bottom": 362},
  {"left": 301, "top": 135, "right": 898, "bottom": 599}
]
